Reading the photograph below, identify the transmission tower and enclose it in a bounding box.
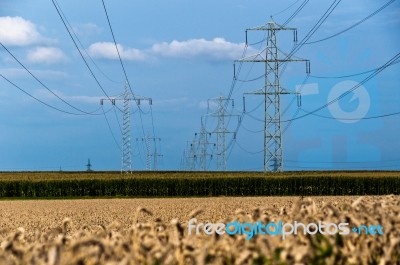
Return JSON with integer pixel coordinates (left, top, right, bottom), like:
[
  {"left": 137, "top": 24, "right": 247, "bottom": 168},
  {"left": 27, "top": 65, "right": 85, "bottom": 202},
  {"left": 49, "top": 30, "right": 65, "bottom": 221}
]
[
  {"left": 100, "top": 81, "right": 152, "bottom": 173},
  {"left": 137, "top": 135, "right": 162, "bottom": 171},
  {"left": 238, "top": 21, "right": 310, "bottom": 172},
  {"left": 150, "top": 144, "right": 163, "bottom": 171},
  {"left": 198, "top": 119, "right": 216, "bottom": 171},
  {"left": 206, "top": 97, "right": 240, "bottom": 171},
  {"left": 121, "top": 83, "right": 132, "bottom": 173},
  {"left": 180, "top": 149, "right": 186, "bottom": 170},
  {"left": 184, "top": 135, "right": 198, "bottom": 171}
]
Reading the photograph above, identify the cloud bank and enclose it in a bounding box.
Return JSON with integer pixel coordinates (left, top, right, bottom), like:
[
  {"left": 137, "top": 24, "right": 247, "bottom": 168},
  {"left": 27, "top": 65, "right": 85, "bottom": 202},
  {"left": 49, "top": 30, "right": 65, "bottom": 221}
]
[
  {"left": 151, "top": 38, "right": 246, "bottom": 60},
  {"left": 88, "top": 38, "right": 246, "bottom": 61},
  {"left": 88, "top": 42, "right": 146, "bottom": 61}
]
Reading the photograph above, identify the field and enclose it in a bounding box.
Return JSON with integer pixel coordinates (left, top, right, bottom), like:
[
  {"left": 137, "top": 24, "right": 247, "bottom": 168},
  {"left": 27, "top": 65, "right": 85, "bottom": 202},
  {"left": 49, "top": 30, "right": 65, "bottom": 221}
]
[
  {"left": 0, "top": 171, "right": 399, "bottom": 197},
  {"left": 0, "top": 196, "right": 399, "bottom": 264},
  {"left": 2, "top": 171, "right": 400, "bottom": 181},
  {"left": 0, "top": 172, "right": 399, "bottom": 264}
]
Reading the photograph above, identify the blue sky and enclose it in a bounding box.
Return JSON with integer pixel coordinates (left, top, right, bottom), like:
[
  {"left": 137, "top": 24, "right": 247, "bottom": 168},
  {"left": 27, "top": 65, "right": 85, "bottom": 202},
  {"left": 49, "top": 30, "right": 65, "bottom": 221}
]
[{"left": 0, "top": 0, "right": 399, "bottom": 171}]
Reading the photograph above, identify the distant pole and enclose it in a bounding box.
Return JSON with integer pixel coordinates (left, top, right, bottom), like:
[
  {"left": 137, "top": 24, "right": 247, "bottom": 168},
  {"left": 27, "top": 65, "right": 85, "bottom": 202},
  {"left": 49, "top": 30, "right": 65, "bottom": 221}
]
[{"left": 86, "top": 159, "right": 92, "bottom": 172}]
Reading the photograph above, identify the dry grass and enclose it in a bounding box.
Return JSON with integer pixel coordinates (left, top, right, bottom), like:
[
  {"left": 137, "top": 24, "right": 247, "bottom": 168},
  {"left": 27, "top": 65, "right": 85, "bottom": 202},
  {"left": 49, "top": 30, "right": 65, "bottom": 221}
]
[{"left": 0, "top": 196, "right": 399, "bottom": 264}]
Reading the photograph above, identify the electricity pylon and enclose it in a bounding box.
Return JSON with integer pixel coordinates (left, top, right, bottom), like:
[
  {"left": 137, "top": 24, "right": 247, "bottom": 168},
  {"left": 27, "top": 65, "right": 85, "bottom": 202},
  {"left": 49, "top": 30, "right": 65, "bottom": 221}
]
[
  {"left": 237, "top": 21, "right": 310, "bottom": 172},
  {"left": 185, "top": 135, "right": 198, "bottom": 171},
  {"left": 198, "top": 118, "right": 216, "bottom": 171},
  {"left": 100, "top": 81, "right": 152, "bottom": 173},
  {"left": 149, "top": 142, "right": 163, "bottom": 171},
  {"left": 206, "top": 97, "right": 240, "bottom": 171},
  {"left": 138, "top": 135, "right": 162, "bottom": 170}
]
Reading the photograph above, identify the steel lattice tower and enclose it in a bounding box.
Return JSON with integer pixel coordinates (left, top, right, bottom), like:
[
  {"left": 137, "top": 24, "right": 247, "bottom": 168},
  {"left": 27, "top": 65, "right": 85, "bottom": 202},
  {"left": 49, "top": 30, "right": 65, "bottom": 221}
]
[
  {"left": 216, "top": 98, "right": 227, "bottom": 171},
  {"left": 100, "top": 81, "right": 152, "bottom": 173},
  {"left": 207, "top": 97, "right": 240, "bottom": 171},
  {"left": 187, "top": 136, "right": 197, "bottom": 171},
  {"left": 198, "top": 124, "right": 212, "bottom": 171},
  {"left": 239, "top": 21, "right": 309, "bottom": 172},
  {"left": 138, "top": 134, "right": 162, "bottom": 171},
  {"left": 121, "top": 82, "right": 132, "bottom": 173}
]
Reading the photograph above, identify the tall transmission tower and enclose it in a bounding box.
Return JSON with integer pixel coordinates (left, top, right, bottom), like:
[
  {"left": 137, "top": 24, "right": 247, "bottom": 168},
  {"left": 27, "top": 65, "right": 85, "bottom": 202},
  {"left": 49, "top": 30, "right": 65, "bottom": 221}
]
[
  {"left": 121, "top": 83, "right": 132, "bottom": 173},
  {"left": 101, "top": 81, "right": 152, "bottom": 173},
  {"left": 206, "top": 97, "right": 240, "bottom": 171},
  {"left": 184, "top": 136, "right": 198, "bottom": 171},
  {"left": 137, "top": 135, "right": 162, "bottom": 171},
  {"left": 150, "top": 138, "right": 163, "bottom": 171},
  {"left": 198, "top": 119, "right": 215, "bottom": 171},
  {"left": 238, "top": 21, "right": 310, "bottom": 172},
  {"left": 180, "top": 149, "right": 186, "bottom": 170}
]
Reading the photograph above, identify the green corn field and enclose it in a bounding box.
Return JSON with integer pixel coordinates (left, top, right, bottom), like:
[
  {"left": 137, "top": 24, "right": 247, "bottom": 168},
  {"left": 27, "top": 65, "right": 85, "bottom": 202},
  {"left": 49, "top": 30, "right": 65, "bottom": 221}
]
[{"left": 0, "top": 171, "right": 398, "bottom": 198}]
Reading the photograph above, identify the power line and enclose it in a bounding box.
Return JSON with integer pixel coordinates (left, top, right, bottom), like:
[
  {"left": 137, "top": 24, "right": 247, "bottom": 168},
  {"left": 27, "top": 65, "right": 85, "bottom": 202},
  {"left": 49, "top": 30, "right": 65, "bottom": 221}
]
[
  {"left": 239, "top": 22, "right": 309, "bottom": 172},
  {"left": 0, "top": 73, "right": 92, "bottom": 116},
  {"left": 53, "top": 0, "right": 123, "bottom": 84},
  {"left": 286, "top": 158, "right": 400, "bottom": 164},
  {"left": 279, "top": 0, "right": 342, "bottom": 64},
  {"left": 101, "top": 104, "right": 122, "bottom": 151},
  {"left": 0, "top": 42, "right": 101, "bottom": 116},
  {"left": 240, "top": 118, "right": 263, "bottom": 133},
  {"left": 311, "top": 60, "right": 400, "bottom": 79},
  {"left": 101, "top": 0, "right": 152, "bottom": 144},
  {"left": 112, "top": 103, "right": 123, "bottom": 133},
  {"left": 301, "top": 108, "right": 400, "bottom": 121},
  {"left": 223, "top": 1, "right": 353, "bottom": 170},
  {"left": 250, "top": 0, "right": 308, "bottom": 48},
  {"left": 306, "top": 0, "right": 396, "bottom": 44},
  {"left": 234, "top": 139, "right": 263, "bottom": 155},
  {"left": 282, "top": 0, "right": 309, "bottom": 26},
  {"left": 206, "top": 97, "right": 240, "bottom": 170},
  {"left": 284, "top": 164, "right": 400, "bottom": 170},
  {"left": 51, "top": 0, "right": 114, "bottom": 102},
  {"left": 227, "top": 44, "right": 248, "bottom": 101},
  {"left": 282, "top": 51, "right": 400, "bottom": 122},
  {"left": 101, "top": 0, "right": 134, "bottom": 96},
  {"left": 271, "top": 0, "right": 302, "bottom": 17},
  {"left": 150, "top": 105, "right": 157, "bottom": 139}
]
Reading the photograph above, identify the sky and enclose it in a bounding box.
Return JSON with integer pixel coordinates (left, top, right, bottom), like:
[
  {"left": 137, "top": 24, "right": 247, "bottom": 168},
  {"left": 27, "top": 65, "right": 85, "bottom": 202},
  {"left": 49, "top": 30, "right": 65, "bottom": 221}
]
[{"left": 0, "top": 0, "right": 399, "bottom": 171}]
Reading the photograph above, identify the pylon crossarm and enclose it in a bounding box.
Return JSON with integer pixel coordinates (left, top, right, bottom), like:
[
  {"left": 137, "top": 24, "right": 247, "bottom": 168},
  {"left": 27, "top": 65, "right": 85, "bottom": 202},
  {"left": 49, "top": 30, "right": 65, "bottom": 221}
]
[
  {"left": 244, "top": 89, "right": 297, "bottom": 95},
  {"left": 238, "top": 58, "right": 307, "bottom": 63},
  {"left": 246, "top": 23, "right": 296, "bottom": 32}
]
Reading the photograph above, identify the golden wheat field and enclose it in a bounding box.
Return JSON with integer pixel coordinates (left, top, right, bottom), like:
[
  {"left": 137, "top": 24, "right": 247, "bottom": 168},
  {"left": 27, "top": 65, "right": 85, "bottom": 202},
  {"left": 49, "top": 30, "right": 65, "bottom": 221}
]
[{"left": 0, "top": 196, "right": 399, "bottom": 264}]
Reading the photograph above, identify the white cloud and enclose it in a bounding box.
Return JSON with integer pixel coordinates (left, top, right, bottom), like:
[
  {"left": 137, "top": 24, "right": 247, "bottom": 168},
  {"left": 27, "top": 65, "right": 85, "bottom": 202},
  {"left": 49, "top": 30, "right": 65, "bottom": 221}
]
[
  {"left": 27, "top": 47, "right": 67, "bottom": 64},
  {"left": 151, "top": 38, "right": 246, "bottom": 60},
  {"left": 87, "top": 38, "right": 247, "bottom": 62},
  {"left": 88, "top": 42, "right": 146, "bottom": 61},
  {"left": 0, "top": 16, "right": 42, "bottom": 46}
]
